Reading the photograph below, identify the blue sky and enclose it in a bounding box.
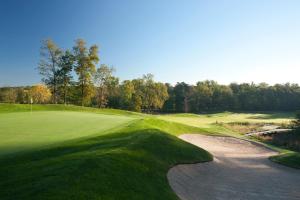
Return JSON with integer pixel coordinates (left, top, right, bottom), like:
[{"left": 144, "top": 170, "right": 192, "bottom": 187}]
[{"left": 1, "top": 0, "right": 300, "bottom": 86}]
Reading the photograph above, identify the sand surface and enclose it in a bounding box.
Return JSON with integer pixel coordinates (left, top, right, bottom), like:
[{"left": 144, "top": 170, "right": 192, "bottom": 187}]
[{"left": 168, "top": 134, "right": 300, "bottom": 200}]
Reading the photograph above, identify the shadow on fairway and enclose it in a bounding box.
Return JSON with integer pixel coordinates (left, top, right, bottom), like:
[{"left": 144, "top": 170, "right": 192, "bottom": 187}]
[{"left": 0, "top": 125, "right": 212, "bottom": 200}]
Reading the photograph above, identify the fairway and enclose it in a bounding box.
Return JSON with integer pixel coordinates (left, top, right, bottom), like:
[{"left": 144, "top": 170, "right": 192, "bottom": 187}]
[
  {"left": 158, "top": 112, "right": 294, "bottom": 136},
  {"left": 0, "top": 111, "right": 134, "bottom": 156}
]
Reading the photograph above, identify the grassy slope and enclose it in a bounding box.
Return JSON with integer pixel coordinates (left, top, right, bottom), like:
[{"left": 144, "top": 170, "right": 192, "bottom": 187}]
[
  {"left": 270, "top": 152, "right": 300, "bottom": 169},
  {"left": 160, "top": 112, "right": 300, "bottom": 169},
  {"left": 0, "top": 104, "right": 212, "bottom": 200},
  {"left": 249, "top": 136, "right": 300, "bottom": 169}
]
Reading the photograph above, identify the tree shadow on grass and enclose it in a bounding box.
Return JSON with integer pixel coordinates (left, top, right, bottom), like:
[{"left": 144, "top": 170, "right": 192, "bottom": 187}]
[{"left": 0, "top": 126, "right": 211, "bottom": 200}]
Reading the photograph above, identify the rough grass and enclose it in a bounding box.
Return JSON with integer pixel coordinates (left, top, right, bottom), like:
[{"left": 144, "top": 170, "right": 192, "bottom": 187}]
[
  {"left": 158, "top": 112, "right": 293, "bottom": 135},
  {"left": 0, "top": 104, "right": 212, "bottom": 200},
  {"left": 159, "top": 112, "right": 300, "bottom": 169}
]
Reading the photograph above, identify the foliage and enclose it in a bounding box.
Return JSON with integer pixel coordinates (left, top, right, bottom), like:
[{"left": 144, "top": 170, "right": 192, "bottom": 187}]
[
  {"left": 173, "top": 82, "right": 192, "bottom": 112},
  {"left": 162, "top": 81, "right": 300, "bottom": 113},
  {"left": 38, "top": 39, "right": 62, "bottom": 104},
  {"left": 93, "top": 64, "right": 116, "bottom": 108},
  {"left": 141, "top": 74, "right": 169, "bottom": 112},
  {"left": 0, "top": 88, "right": 18, "bottom": 103},
  {"left": 118, "top": 74, "right": 168, "bottom": 112},
  {"left": 73, "top": 39, "right": 98, "bottom": 106},
  {"left": 29, "top": 84, "right": 51, "bottom": 104},
  {"left": 58, "top": 50, "right": 75, "bottom": 104},
  {"left": 7, "top": 38, "right": 300, "bottom": 113}
]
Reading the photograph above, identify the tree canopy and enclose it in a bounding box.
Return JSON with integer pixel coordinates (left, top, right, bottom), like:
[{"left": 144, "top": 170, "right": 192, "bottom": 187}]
[{"left": 2, "top": 38, "right": 300, "bottom": 113}]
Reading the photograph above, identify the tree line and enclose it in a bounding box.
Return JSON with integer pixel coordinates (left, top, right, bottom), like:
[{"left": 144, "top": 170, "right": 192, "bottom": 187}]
[
  {"left": 163, "top": 81, "right": 300, "bottom": 112},
  {"left": 1, "top": 39, "right": 300, "bottom": 113},
  {"left": 0, "top": 39, "right": 169, "bottom": 112}
]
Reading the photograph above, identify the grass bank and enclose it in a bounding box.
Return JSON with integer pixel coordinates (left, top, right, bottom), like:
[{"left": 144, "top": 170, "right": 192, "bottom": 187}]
[
  {"left": 0, "top": 104, "right": 212, "bottom": 200},
  {"left": 159, "top": 112, "right": 300, "bottom": 169}
]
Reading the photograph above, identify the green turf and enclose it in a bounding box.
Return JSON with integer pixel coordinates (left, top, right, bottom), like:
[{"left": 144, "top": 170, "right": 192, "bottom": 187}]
[
  {"left": 270, "top": 152, "right": 300, "bottom": 169},
  {"left": 0, "top": 104, "right": 212, "bottom": 200},
  {"left": 0, "top": 103, "right": 298, "bottom": 200},
  {"left": 158, "top": 112, "right": 294, "bottom": 136},
  {"left": 158, "top": 112, "right": 300, "bottom": 169},
  {"left": 0, "top": 103, "right": 143, "bottom": 116},
  {"left": 248, "top": 136, "right": 300, "bottom": 169},
  {"left": 0, "top": 111, "right": 135, "bottom": 156}
]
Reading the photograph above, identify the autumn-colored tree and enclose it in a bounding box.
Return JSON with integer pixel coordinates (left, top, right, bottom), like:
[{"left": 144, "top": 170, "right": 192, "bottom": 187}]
[
  {"left": 29, "top": 84, "right": 51, "bottom": 104},
  {"left": 94, "top": 64, "right": 115, "bottom": 108},
  {"left": 38, "top": 39, "right": 62, "bottom": 104},
  {"left": 73, "top": 39, "right": 98, "bottom": 106}
]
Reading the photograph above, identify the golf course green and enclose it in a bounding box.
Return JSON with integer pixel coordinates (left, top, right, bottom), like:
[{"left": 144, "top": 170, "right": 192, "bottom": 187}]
[
  {"left": 0, "top": 111, "right": 134, "bottom": 156},
  {"left": 0, "top": 104, "right": 212, "bottom": 200},
  {"left": 0, "top": 104, "right": 298, "bottom": 199}
]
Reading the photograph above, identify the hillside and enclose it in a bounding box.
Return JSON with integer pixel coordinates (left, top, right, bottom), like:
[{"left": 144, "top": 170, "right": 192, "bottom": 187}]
[{"left": 0, "top": 104, "right": 212, "bottom": 200}]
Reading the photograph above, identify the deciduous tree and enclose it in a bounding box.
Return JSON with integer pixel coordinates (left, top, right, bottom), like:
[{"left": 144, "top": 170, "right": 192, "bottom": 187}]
[
  {"left": 58, "top": 50, "right": 74, "bottom": 104},
  {"left": 38, "top": 39, "right": 62, "bottom": 104},
  {"left": 73, "top": 39, "right": 98, "bottom": 106},
  {"left": 94, "top": 64, "right": 115, "bottom": 108},
  {"left": 29, "top": 84, "right": 51, "bottom": 104}
]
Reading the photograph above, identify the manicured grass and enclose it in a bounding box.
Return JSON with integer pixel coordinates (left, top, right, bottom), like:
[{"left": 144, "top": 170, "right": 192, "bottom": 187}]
[
  {"left": 0, "top": 103, "right": 143, "bottom": 116},
  {"left": 0, "top": 103, "right": 298, "bottom": 200},
  {"left": 158, "top": 112, "right": 294, "bottom": 136},
  {"left": 0, "top": 104, "right": 212, "bottom": 200},
  {"left": 270, "top": 152, "right": 300, "bottom": 169},
  {"left": 159, "top": 112, "right": 300, "bottom": 169},
  {"left": 0, "top": 111, "right": 135, "bottom": 156},
  {"left": 249, "top": 136, "right": 300, "bottom": 169}
]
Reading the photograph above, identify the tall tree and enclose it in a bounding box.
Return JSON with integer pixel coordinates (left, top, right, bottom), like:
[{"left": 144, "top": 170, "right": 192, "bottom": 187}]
[
  {"left": 73, "top": 39, "right": 99, "bottom": 106},
  {"left": 58, "top": 50, "right": 74, "bottom": 104},
  {"left": 174, "top": 82, "right": 192, "bottom": 113},
  {"left": 38, "top": 39, "right": 62, "bottom": 104},
  {"left": 93, "top": 64, "right": 115, "bottom": 108},
  {"left": 162, "top": 83, "right": 176, "bottom": 112},
  {"left": 120, "top": 80, "right": 135, "bottom": 110}
]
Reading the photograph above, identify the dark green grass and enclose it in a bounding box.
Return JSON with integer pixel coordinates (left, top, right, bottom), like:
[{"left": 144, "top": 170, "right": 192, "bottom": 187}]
[
  {"left": 0, "top": 105, "right": 212, "bottom": 200},
  {"left": 247, "top": 135, "right": 300, "bottom": 169},
  {"left": 270, "top": 152, "right": 300, "bottom": 169}
]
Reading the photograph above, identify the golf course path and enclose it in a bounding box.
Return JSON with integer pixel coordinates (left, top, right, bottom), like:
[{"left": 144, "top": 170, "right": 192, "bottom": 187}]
[{"left": 168, "top": 134, "right": 300, "bottom": 200}]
